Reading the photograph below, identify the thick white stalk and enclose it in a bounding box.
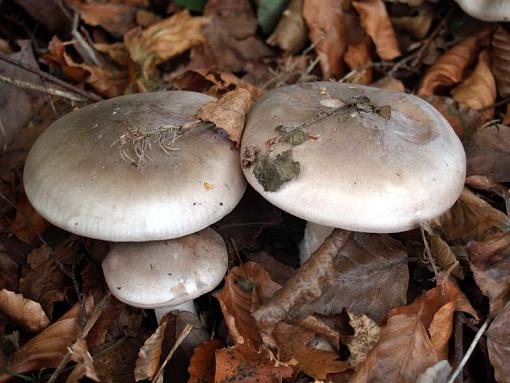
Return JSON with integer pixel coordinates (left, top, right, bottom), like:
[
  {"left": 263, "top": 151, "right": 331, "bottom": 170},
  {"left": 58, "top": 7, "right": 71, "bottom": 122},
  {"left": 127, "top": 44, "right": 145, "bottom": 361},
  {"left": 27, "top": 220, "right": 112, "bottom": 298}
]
[
  {"left": 298, "top": 222, "right": 334, "bottom": 264},
  {"left": 154, "top": 300, "right": 197, "bottom": 323}
]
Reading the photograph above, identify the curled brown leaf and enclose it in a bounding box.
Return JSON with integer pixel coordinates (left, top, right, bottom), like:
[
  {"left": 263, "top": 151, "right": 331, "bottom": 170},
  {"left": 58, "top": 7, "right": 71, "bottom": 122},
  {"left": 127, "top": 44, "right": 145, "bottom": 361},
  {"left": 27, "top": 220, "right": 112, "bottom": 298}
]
[
  {"left": 344, "top": 38, "right": 373, "bottom": 85},
  {"left": 491, "top": 25, "right": 510, "bottom": 97},
  {"left": 66, "top": 338, "right": 99, "bottom": 383},
  {"left": 73, "top": 2, "right": 138, "bottom": 37},
  {"left": 0, "top": 289, "right": 49, "bottom": 332},
  {"left": 188, "top": 339, "right": 224, "bottom": 383},
  {"left": 486, "top": 299, "right": 510, "bottom": 383},
  {"left": 134, "top": 320, "right": 168, "bottom": 381},
  {"left": 267, "top": 0, "right": 307, "bottom": 54}
]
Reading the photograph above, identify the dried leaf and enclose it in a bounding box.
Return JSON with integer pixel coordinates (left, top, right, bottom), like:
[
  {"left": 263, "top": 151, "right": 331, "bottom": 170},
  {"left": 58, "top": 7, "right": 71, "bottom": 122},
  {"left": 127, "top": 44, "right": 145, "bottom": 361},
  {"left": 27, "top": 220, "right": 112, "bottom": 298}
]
[
  {"left": 429, "top": 235, "right": 464, "bottom": 279},
  {"left": 74, "top": 2, "right": 137, "bottom": 37},
  {"left": 468, "top": 231, "right": 510, "bottom": 316},
  {"left": 464, "top": 124, "right": 510, "bottom": 183},
  {"left": 9, "top": 194, "right": 49, "bottom": 243},
  {"left": 426, "top": 188, "right": 510, "bottom": 243},
  {"left": 0, "top": 252, "right": 18, "bottom": 292},
  {"left": 428, "top": 301, "right": 455, "bottom": 360},
  {"left": 416, "top": 360, "right": 452, "bottom": 383},
  {"left": 390, "top": 3, "right": 433, "bottom": 39},
  {"left": 344, "top": 38, "right": 373, "bottom": 85},
  {"left": 346, "top": 312, "right": 381, "bottom": 369},
  {"left": 350, "top": 314, "right": 439, "bottom": 383},
  {"left": 372, "top": 76, "right": 405, "bottom": 92},
  {"left": 491, "top": 25, "right": 510, "bottom": 97},
  {"left": 134, "top": 320, "right": 168, "bottom": 381},
  {"left": 66, "top": 338, "right": 100, "bottom": 383},
  {"left": 486, "top": 299, "right": 510, "bottom": 383},
  {"left": 417, "top": 30, "right": 489, "bottom": 97},
  {"left": 352, "top": 0, "right": 400, "bottom": 60},
  {"left": 94, "top": 42, "right": 130, "bottom": 67},
  {"left": 0, "top": 289, "right": 50, "bottom": 332},
  {"left": 452, "top": 50, "right": 497, "bottom": 111},
  {"left": 14, "top": 0, "right": 69, "bottom": 32},
  {"left": 267, "top": 0, "right": 307, "bottom": 54},
  {"left": 196, "top": 88, "right": 252, "bottom": 146},
  {"left": 188, "top": 339, "right": 224, "bottom": 383},
  {"left": 274, "top": 322, "right": 351, "bottom": 379},
  {"left": 214, "top": 344, "right": 293, "bottom": 383},
  {"left": 124, "top": 10, "right": 209, "bottom": 77},
  {"left": 94, "top": 337, "right": 145, "bottom": 383},
  {"left": 303, "top": 0, "right": 347, "bottom": 79}
]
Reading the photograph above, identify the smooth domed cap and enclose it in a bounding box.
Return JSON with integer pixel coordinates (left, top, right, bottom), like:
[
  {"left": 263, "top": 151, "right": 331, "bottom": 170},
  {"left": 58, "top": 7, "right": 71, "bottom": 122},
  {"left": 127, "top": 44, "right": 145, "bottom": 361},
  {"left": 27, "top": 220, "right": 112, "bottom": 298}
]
[
  {"left": 454, "top": 0, "right": 510, "bottom": 21},
  {"left": 102, "top": 228, "right": 228, "bottom": 308},
  {"left": 241, "top": 82, "right": 466, "bottom": 233},
  {"left": 24, "top": 91, "right": 246, "bottom": 241}
]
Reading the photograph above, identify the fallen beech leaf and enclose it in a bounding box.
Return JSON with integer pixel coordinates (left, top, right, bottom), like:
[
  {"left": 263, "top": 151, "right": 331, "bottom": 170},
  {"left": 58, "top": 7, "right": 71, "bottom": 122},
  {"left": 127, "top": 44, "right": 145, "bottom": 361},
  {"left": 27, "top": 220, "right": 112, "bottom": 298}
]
[
  {"left": 95, "top": 42, "right": 130, "bottom": 67},
  {"left": 27, "top": 245, "right": 51, "bottom": 270},
  {"left": 344, "top": 38, "right": 373, "bottom": 85},
  {"left": 452, "top": 51, "right": 497, "bottom": 111},
  {"left": 267, "top": 0, "right": 307, "bottom": 54},
  {"left": 0, "top": 289, "right": 49, "bottom": 332},
  {"left": 486, "top": 299, "right": 510, "bottom": 383},
  {"left": 44, "top": 36, "right": 126, "bottom": 97},
  {"left": 426, "top": 188, "right": 510, "bottom": 243},
  {"left": 428, "top": 301, "right": 455, "bottom": 360},
  {"left": 73, "top": 2, "right": 137, "bottom": 37},
  {"left": 274, "top": 322, "right": 351, "bottom": 379},
  {"left": 0, "top": 251, "right": 18, "bottom": 292},
  {"left": 0, "top": 299, "right": 92, "bottom": 382},
  {"left": 14, "top": 0, "right": 69, "bottom": 32},
  {"left": 293, "top": 315, "right": 342, "bottom": 351},
  {"left": 66, "top": 338, "right": 100, "bottom": 383},
  {"left": 94, "top": 337, "right": 145, "bottom": 383},
  {"left": 346, "top": 312, "right": 380, "bottom": 369},
  {"left": 303, "top": 0, "right": 347, "bottom": 79},
  {"left": 350, "top": 314, "right": 439, "bottom": 383},
  {"left": 188, "top": 339, "right": 224, "bottom": 383},
  {"left": 214, "top": 344, "right": 293, "bottom": 383},
  {"left": 372, "top": 76, "right": 405, "bottom": 92},
  {"left": 491, "top": 25, "right": 510, "bottom": 97},
  {"left": 416, "top": 360, "right": 452, "bottom": 383},
  {"left": 245, "top": 252, "right": 294, "bottom": 285},
  {"left": 0, "top": 38, "right": 10, "bottom": 54},
  {"left": 196, "top": 88, "right": 252, "bottom": 146},
  {"left": 505, "top": 104, "right": 510, "bottom": 125},
  {"left": 9, "top": 194, "right": 50, "bottom": 243},
  {"left": 124, "top": 10, "right": 209, "bottom": 77},
  {"left": 214, "top": 262, "right": 280, "bottom": 349},
  {"left": 468, "top": 231, "right": 510, "bottom": 316},
  {"left": 464, "top": 124, "right": 510, "bottom": 183},
  {"left": 352, "top": 0, "right": 400, "bottom": 60},
  {"left": 465, "top": 175, "right": 509, "bottom": 198},
  {"left": 417, "top": 30, "right": 489, "bottom": 97},
  {"left": 429, "top": 235, "right": 464, "bottom": 279},
  {"left": 390, "top": 3, "right": 433, "bottom": 39},
  {"left": 134, "top": 320, "right": 168, "bottom": 381}
]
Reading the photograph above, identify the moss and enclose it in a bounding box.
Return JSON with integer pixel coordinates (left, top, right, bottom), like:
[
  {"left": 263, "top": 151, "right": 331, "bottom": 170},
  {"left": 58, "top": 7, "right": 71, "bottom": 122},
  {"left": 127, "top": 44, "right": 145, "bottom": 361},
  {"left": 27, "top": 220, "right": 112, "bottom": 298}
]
[
  {"left": 253, "top": 150, "right": 300, "bottom": 192},
  {"left": 275, "top": 125, "right": 309, "bottom": 146}
]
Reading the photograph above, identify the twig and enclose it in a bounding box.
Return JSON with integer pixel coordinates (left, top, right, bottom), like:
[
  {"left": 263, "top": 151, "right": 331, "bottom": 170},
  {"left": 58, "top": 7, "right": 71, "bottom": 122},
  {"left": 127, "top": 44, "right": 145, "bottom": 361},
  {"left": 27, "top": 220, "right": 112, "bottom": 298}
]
[
  {"left": 152, "top": 323, "right": 193, "bottom": 383},
  {"left": 420, "top": 225, "right": 440, "bottom": 277},
  {"left": 56, "top": 254, "right": 87, "bottom": 326},
  {"left": 454, "top": 312, "right": 465, "bottom": 383},
  {"left": 71, "top": 12, "right": 101, "bottom": 66},
  {"left": 0, "top": 73, "right": 87, "bottom": 102},
  {"left": 0, "top": 51, "right": 101, "bottom": 101},
  {"left": 339, "top": 61, "right": 393, "bottom": 83},
  {"left": 447, "top": 317, "right": 491, "bottom": 383}
]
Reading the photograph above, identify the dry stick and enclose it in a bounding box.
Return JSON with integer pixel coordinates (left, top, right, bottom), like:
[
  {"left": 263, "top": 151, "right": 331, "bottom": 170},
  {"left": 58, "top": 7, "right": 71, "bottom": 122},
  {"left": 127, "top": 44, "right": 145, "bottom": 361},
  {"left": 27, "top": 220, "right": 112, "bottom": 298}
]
[
  {"left": 0, "top": 74, "right": 87, "bottom": 102},
  {"left": 71, "top": 12, "right": 101, "bottom": 66},
  {"left": 152, "top": 323, "right": 193, "bottom": 383},
  {"left": 454, "top": 313, "right": 465, "bottom": 383},
  {"left": 447, "top": 317, "right": 491, "bottom": 383},
  {"left": 0, "top": 51, "right": 101, "bottom": 101}
]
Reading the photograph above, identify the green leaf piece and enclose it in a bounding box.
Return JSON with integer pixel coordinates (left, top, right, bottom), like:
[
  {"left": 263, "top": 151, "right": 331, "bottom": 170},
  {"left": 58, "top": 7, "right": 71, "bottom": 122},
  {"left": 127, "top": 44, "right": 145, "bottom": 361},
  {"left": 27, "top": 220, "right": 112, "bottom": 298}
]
[{"left": 257, "top": 0, "right": 290, "bottom": 35}]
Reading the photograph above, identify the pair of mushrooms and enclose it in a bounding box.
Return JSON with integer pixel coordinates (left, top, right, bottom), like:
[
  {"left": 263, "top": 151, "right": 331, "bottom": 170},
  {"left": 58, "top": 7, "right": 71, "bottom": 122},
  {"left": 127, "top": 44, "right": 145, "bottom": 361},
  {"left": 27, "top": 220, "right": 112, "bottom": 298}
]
[{"left": 23, "top": 82, "right": 465, "bottom": 321}]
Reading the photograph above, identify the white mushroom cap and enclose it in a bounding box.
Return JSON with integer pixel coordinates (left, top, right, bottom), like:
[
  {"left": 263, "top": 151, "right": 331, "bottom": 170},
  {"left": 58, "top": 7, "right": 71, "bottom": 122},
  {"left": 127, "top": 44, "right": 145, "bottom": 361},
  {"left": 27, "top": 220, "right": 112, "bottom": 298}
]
[
  {"left": 102, "top": 228, "right": 228, "bottom": 308},
  {"left": 454, "top": 0, "right": 510, "bottom": 21},
  {"left": 24, "top": 91, "right": 246, "bottom": 241},
  {"left": 241, "top": 82, "right": 466, "bottom": 233}
]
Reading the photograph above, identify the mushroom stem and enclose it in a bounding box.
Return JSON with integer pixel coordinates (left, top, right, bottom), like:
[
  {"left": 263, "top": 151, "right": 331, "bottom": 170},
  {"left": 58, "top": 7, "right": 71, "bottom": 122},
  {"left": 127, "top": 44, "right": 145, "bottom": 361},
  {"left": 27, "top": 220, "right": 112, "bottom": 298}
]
[
  {"left": 298, "top": 222, "right": 334, "bottom": 264},
  {"left": 154, "top": 300, "right": 197, "bottom": 323}
]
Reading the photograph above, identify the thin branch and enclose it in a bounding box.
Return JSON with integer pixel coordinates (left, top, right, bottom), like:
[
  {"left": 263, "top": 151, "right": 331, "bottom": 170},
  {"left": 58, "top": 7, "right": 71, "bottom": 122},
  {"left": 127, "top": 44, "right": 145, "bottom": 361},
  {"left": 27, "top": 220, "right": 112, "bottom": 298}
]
[
  {"left": 71, "top": 12, "right": 101, "bottom": 66},
  {"left": 0, "top": 51, "right": 101, "bottom": 101},
  {"left": 447, "top": 317, "right": 491, "bottom": 383},
  {"left": 0, "top": 74, "right": 87, "bottom": 102}
]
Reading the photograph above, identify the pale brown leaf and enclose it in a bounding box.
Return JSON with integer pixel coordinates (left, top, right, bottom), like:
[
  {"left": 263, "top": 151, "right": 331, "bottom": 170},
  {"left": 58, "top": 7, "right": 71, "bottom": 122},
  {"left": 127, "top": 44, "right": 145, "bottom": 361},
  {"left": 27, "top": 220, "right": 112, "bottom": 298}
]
[
  {"left": 267, "top": 0, "right": 307, "bottom": 54},
  {"left": 303, "top": 0, "right": 347, "bottom": 79},
  {"left": 74, "top": 2, "right": 137, "bottom": 37},
  {"left": 372, "top": 76, "right": 405, "bottom": 92},
  {"left": 429, "top": 235, "right": 464, "bottom": 279},
  {"left": 346, "top": 312, "right": 380, "bottom": 369},
  {"left": 491, "top": 25, "right": 510, "bottom": 97},
  {"left": 196, "top": 88, "right": 252, "bottom": 146},
  {"left": 188, "top": 339, "right": 224, "bottom": 383},
  {"left": 486, "top": 299, "right": 510, "bottom": 383},
  {"left": 390, "top": 3, "right": 433, "bottom": 39},
  {"left": 352, "top": 0, "right": 400, "bottom": 60},
  {"left": 452, "top": 50, "right": 497, "bottom": 111},
  {"left": 134, "top": 320, "right": 168, "bottom": 381},
  {"left": 418, "top": 30, "right": 489, "bottom": 97},
  {"left": 350, "top": 314, "right": 439, "bottom": 383},
  {"left": 468, "top": 231, "right": 510, "bottom": 316},
  {"left": 428, "top": 301, "right": 455, "bottom": 360},
  {"left": 66, "top": 338, "right": 99, "bottom": 383},
  {"left": 344, "top": 38, "right": 373, "bottom": 85},
  {"left": 0, "top": 289, "right": 49, "bottom": 332},
  {"left": 124, "top": 10, "right": 209, "bottom": 77},
  {"left": 416, "top": 360, "right": 452, "bottom": 383},
  {"left": 9, "top": 194, "right": 50, "bottom": 243},
  {"left": 94, "top": 42, "right": 130, "bottom": 67}
]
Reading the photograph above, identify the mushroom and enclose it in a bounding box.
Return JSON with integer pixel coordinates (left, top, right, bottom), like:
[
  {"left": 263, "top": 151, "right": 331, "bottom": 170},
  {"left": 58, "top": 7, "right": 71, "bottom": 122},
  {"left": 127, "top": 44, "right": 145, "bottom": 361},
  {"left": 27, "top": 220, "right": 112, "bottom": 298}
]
[
  {"left": 240, "top": 82, "right": 466, "bottom": 262},
  {"left": 24, "top": 91, "right": 246, "bottom": 242},
  {"left": 454, "top": 0, "right": 510, "bottom": 21},
  {"left": 102, "top": 228, "right": 227, "bottom": 323}
]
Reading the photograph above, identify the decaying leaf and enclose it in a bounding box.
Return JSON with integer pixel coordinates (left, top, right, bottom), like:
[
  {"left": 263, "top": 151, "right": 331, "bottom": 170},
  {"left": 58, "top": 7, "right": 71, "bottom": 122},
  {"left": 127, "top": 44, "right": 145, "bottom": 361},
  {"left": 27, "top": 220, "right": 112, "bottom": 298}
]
[
  {"left": 452, "top": 50, "right": 497, "bottom": 111},
  {"left": 417, "top": 30, "right": 489, "bottom": 97},
  {"left": 273, "top": 322, "right": 351, "bottom": 379},
  {"left": 134, "top": 320, "right": 168, "bottom": 381},
  {"left": 486, "top": 299, "right": 510, "bottom": 383},
  {"left": 188, "top": 339, "right": 224, "bottom": 383},
  {"left": 344, "top": 38, "right": 373, "bottom": 85},
  {"left": 253, "top": 150, "right": 301, "bottom": 192},
  {"left": 346, "top": 312, "right": 380, "bottom": 369},
  {"left": 215, "top": 344, "right": 293, "bottom": 383},
  {"left": 196, "top": 88, "right": 252, "bottom": 146},
  {"left": 416, "top": 360, "right": 452, "bottom": 383},
  {"left": 372, "top": 76, "right": 405, "bottom": 92},
  {"left": 73, "top": 1, "right": 138, "bottom": 37},
  {"left": 124, "top": 10, "right": 209, "bottom": 77},
  {"left": 390, "top": 3, "right": 433, "bottom": 39},
  {"left": 468, "top": 231, "right": 510, "bottom": 316},
  {"left": 9, "top": 194, "right": 50, "bottom": 243},
  {"left": 0, "top": 289, "right": 49, "bottom": 332},
  {"left": 267, "top": 0, "right": 307, "bottom": 54},
  {"left": 66, "top": 338, "right": 100, "bottom": 383},
  {"left": 350, "top": 314, "right": 439, "bottom": 383},
  {"left": 429, "top": 235, "right": 464, "bottom": 279},
  {"left": 352, "top": 0, "right": 400, "bottom": 60},
  {"left": 425, "top": 188, "right": 510, "bottom": 243},
  {"left": 491, "top": 25, "right": 510, "bottom": 97},
  {"left": 303, "top": 0, "right": 347, "bottom": 79},
  {"left": 0, "top": 251, "right": 18, "bottom": 292}
]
